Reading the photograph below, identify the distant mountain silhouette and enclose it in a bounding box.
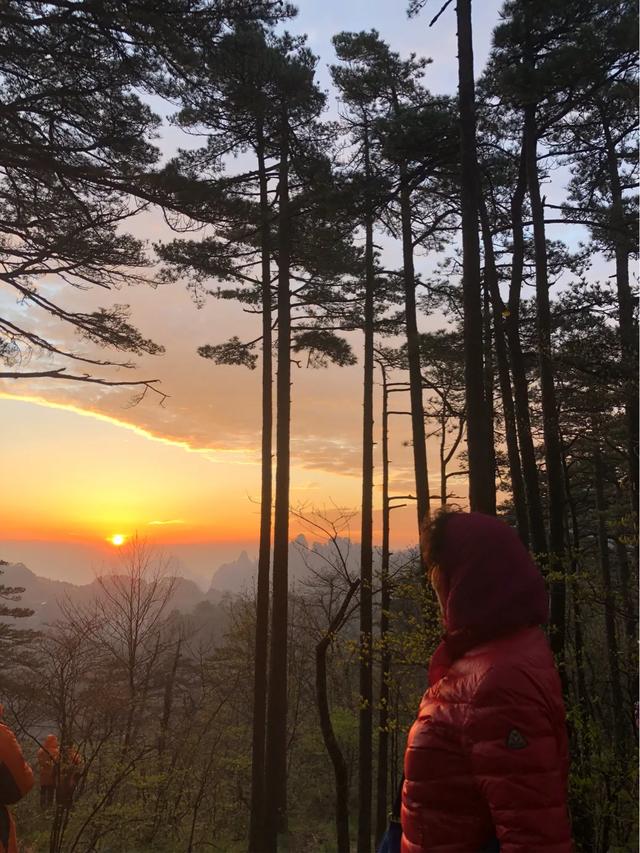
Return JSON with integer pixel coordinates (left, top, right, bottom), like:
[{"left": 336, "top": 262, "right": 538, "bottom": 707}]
[
  {"left": 207, "top": 534, "right": 367, "bottom": 594},
  {"left": 0, "top": 561, "right": 224, "bottom": 630},
  {"left": 1, "top": 535, "right": 407, "bottom": 633},
  {"left": 209, "top": 549, "right": 258, "bottom": 594}
]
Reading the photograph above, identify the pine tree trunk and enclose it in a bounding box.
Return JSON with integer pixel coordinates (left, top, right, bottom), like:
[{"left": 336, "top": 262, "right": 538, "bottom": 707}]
[
  {"left": 316, "top": 637, "right": 352, "bottom": 853},
  {"left": 375, "top": 361, "right": 391, "bottom": 846},
  {"left": 387, "top": 79, "right": 430, "bottom": 540},
  {"left": 399, "top": 178, "right": 430, "bottom": 539},
  {"left": 523, "top": 102, "right": 566, "bottom": 657},
  {"left": 456, "top": 0, "right": 495, "bottom": 514},
  {"left": 439, "top": 410, "right": 447, "bottom": 505},
  {"left": 612, "top": 533, "right": 638, "bottom": 736},
  {"left": 357, "top": 207, "right": 375, "bottom": 853},
  {"left": 561, "top": 454, "right": 591, "bottom": 720},
  {"left": 593, "top": 441, "right": 626, "bottom": 751},
  {"left": 248, "top": 139, "right": 273, "bottom": 853},
  {"left": 482, "top": 280, "right": 497, "bottom": 512},
  {"left": 562, "top": 458, "right": 595, "bottom": 845},
  {"left": 478, "top": 198, "right": 529, "bottom": 543},
  {"left": 506, "top": 141, "right": 547, "bottom": 555},
  {"left": 613, "top": 536, "right": 637, "bottom": 646},
  {"left": 600, "top": 109, "right": 639, "bottom": 512},
  {"left": 560, "top": 436, "right": 596, "bottom": 842},
  {"left": 570, "top": 571, "right": 589, "bottom": 721},
  {"left": 264, "top": 118, "right": 291, "bottom": 852}
]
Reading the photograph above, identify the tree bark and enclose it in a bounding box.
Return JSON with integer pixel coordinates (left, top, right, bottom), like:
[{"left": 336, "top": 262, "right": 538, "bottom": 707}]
[
  {"left": 248, "top": 137, "right": 273, "bottom": 853},
  {"left": 482, "top": 276, "right": 497, "bottom": 514},
  {"left": 439, "top": 408, "right": 447, "bottom": 506},
  {"left": 561, "top": 453, "right": 590, "bottom": 719},
  {"left": 506, "top": 140, "right": 547, "bottom": 555},
  {"left": 399, "top": 177, "right": 430, "bottom": 540},
  {"left": 562, "top": 455, "right": 595, "bottom": 845},
  {"left": 315, "top": 579, "right": 360, "bottom": 853},
  {"left": 387, "top": 79, "right": 430, "bottom": 543},
  {"left": 600, "top": 108, "right": 639, "bottom": 512},
  {"left": 456, "top": 0, "right": 495, "bottom": 514},
  {"left": 613, "top": 536, "right": 637, "bottom": 647},
  {"left": 316, "top": 635, "right": 352, "bottom": 853},
  {"left": 478, "top": 197, "right": 528, "bottom": 543},
  {"left": 523, "top": 102, "right": 565, "bottom": 657},
  {"left": 375, "top": 360, "right": 391, "bottom": 847},
  {"left": 612, "top": 531, "right": 638, "bottom": 738},
  {"left": 593, "top": 440, "right": 626, "bottom": 752},
  {"left": 357, "top": 190, "right": 375, "bottom": 853},
  {"left": 264, "top": 115, "right": 291, "bottom": 852}
]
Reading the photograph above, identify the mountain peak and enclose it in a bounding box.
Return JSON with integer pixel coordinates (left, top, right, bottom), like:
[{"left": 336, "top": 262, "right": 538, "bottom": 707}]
[{"left": 0, "top": 562, "right": 37, "bottom": 584}]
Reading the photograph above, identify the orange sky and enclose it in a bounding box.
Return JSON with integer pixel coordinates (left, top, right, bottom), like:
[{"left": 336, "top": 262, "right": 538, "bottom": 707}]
[{"left": 0, "top": 366, "right": 441, "bottom": 552}]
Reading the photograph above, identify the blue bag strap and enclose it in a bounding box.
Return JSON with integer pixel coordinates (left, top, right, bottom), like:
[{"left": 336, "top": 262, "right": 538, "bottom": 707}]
[{"left": 391, "top": 775, "right": 404, "bottom": 821}]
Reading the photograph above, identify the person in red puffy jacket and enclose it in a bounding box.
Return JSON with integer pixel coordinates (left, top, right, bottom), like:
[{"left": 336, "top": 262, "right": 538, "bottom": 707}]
[
  {"left": 401, "top": 510, "right": 573, "bottom": 853},
  {"left": 0, "top": 718, "right": 34, "bottom": 853}
]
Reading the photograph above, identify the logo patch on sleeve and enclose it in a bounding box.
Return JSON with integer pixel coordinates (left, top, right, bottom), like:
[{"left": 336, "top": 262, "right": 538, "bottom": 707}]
[{"left": 506, "top": 728, "right": 528, "bottom": 749}]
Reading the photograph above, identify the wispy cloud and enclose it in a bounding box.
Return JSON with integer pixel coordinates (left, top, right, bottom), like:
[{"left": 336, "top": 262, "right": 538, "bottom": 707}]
[
  {"left": 147, "top": 519, "right": 185, "bottom": 526},
  {"left": 0, "top": 392, "right": 259, "bottom": 465}
]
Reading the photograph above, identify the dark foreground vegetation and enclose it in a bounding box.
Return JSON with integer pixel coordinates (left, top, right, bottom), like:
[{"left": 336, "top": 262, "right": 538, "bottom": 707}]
[{"left": 0, "top": 0, "right": 637, "bottom": 850}]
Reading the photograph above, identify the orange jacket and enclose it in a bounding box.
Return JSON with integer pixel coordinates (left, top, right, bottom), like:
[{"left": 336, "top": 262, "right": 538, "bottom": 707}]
[
  {"left": 0, "top": 723, "right": 34, "bottom": 853},
  {"left": 37, "top": 735, "right": 59, "bottom": 787}
]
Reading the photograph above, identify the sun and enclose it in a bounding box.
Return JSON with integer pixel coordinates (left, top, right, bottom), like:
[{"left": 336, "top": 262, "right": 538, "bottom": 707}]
[{"left": 109, "top": 533, "right": 126, "bottom": 547}]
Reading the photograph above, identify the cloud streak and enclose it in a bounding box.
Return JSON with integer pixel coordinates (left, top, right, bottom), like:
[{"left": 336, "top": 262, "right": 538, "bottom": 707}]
[
  {"left": 0, "top": 391, "right": 260, "bottom": 465},
  {"left": 147, "top": 519, "right": 186, "bottom": 526}
]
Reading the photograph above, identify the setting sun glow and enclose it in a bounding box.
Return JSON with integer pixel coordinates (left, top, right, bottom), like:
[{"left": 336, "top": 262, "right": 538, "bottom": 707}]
[{"left": 110, "top": 534, "right": 126, "bottom": 547}]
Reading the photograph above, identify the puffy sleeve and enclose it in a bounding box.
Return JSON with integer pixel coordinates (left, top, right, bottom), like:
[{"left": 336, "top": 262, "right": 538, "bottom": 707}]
[
  {"left": 464, "top": 664, "right": 573, "bottom": 853},
  {"left": 0, "top": 724, "right": 34, "bottom": 805}
]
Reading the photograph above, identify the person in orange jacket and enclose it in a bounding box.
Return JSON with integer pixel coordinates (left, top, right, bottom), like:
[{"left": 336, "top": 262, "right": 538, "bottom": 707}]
[
  {"left": 0, "top": 718, "right": 34, "bottom": 853},
  {"left": 56, "top": 745, "right": 83, "bottom": 809},
  {"left": 37, "top": 734, "right": 59, "bottom": 810}
]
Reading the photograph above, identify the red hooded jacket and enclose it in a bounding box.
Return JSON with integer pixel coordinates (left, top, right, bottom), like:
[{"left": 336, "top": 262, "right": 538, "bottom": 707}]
[{"left": 401, "top": 513, "right": 573, "bottom": 853}]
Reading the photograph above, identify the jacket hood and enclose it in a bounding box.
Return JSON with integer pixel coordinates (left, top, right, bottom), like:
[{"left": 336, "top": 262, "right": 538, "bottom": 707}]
[
  {"left": 438, "top": 512, "right": 548, "bottom": 635},
  {"left": 44, "top": 735, "right": 58, "bottom": 748}
]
